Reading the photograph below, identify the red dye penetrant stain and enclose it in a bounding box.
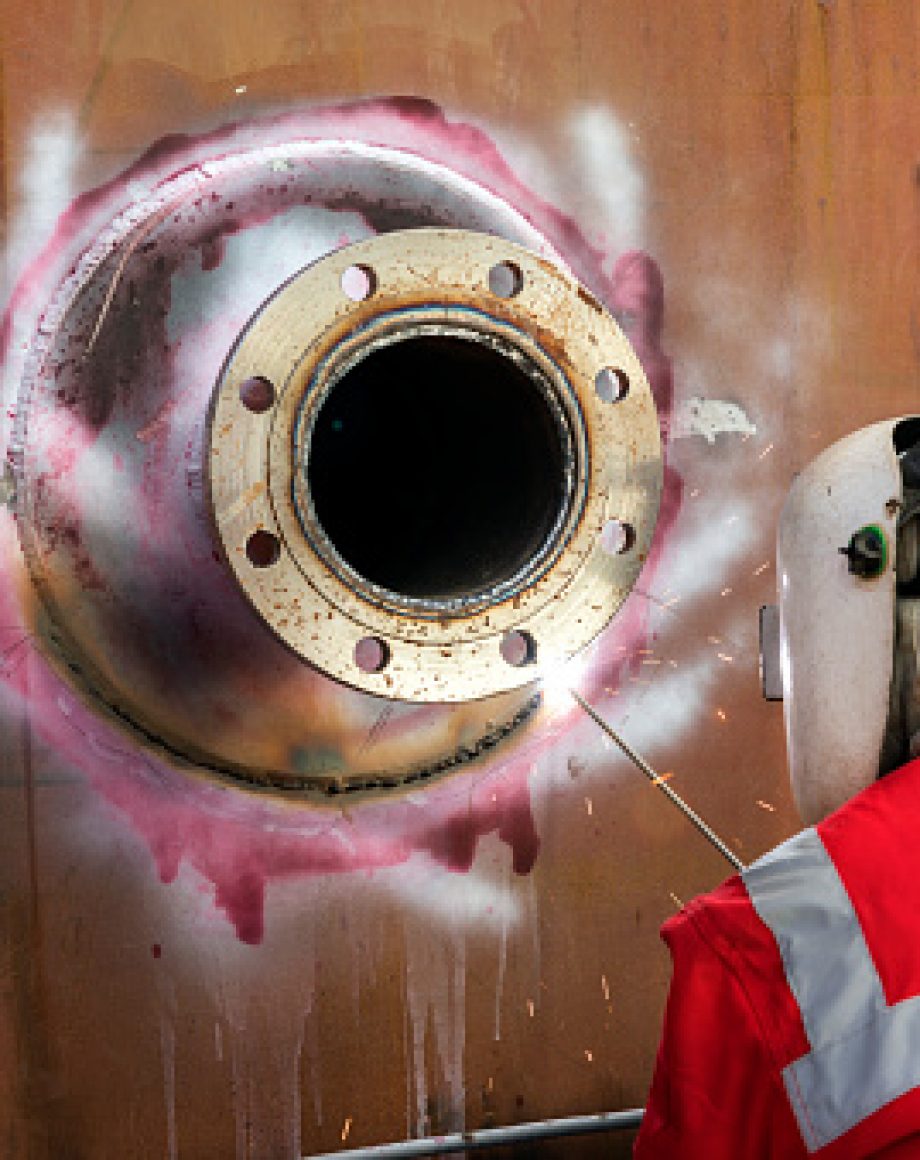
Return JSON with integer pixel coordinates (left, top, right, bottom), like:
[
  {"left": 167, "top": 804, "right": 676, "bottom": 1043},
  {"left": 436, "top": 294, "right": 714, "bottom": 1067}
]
[{"left": 2, "top": 98, "right": 678, "bottom": 945}]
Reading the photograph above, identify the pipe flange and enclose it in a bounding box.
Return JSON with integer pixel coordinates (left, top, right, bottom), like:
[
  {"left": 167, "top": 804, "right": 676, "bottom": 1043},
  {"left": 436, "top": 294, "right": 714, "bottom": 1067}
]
[{"left": 208, "top": 228, "right": 662, "bottom": 702}]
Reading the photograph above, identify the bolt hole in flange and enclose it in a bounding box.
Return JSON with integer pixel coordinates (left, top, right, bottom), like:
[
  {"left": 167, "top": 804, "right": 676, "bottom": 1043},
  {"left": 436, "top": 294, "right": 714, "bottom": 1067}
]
[
  {"left": 595, "top": 366, "right": 630, "bottom": 403},
  {"left": 488, "top": 260, "right": 525, "bottom": 299},
  {"left": 239, "top": 375, "right": 276, "bottom": 413},
  {"left": 246, "top": 529, "right": 281, "bottom": 568},
  {"left": 600, "top": 519, "right": 636, "bottom": 556},
  {"left": 341, "top": 263, "right": 377, "bottom": 302},
  {"left": 500, "top": 629, "right": 538, "bottom": 667},
  {"left": 354, "top": 635, "right": 390, "bottom": 673}
]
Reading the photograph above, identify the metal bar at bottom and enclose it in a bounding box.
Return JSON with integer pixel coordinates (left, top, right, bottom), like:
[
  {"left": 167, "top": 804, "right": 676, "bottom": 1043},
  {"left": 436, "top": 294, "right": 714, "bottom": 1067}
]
[{"left": 305, "top": 1108, "right": 644, "bottom": 1159}]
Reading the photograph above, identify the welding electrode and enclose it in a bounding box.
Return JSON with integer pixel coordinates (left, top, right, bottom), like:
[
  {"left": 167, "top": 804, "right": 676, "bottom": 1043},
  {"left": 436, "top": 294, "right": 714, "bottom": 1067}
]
[{"left": 569, "top": 690, "right": 746, "bottom": 873}]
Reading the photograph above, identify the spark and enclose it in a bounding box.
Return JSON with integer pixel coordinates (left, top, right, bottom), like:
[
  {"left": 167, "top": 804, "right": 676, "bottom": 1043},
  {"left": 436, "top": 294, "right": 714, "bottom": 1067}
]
[
  {"left": 708, "top": 636, "right": 722, "bottom": 645},
  {"left": 602, "top": 975, "right": 610, "bottom": 1002},
  {"left": 235, "top": 84, "right": 248, "bottom": 94},
  {"left": 716, "top": 709, "right": 727, "bottom": 721},
  {"left": 689, "top": 488, "right": 700, "bottom": 498},
  {"left": 756, "top": 799, "right": 776, "bottom": 813},
  {"left": 584, "top": 1050, "right": 594, "bottom": 1063},
  {"left": 753, "top": 561, "right": 770, "bottom": 576},
  {"left": 651, "top": 771, "right": 674, "bottom": 786},
  {"left": 716, "top": 653, "right": 734, "bottom": 664},
  {"left": 585, "top": 798, "right": 593, "bottom": 815},
  {"left": 669, "top": 892, "right": 684, "bottom": 909},
  {"left": 341, "top": 1118, "right": 353, "bottom": 1142},
  {"left": 758, "top": 442, "right": 775, "bottom": 460},
  {"left": 641, "top": 657, "right": 662, "bottom": 666},
  {"left": 720, "top": 587, "right": 733, "bottom": 597},
  {"left": 527, "top": 999, "right": 535, "bottom": 1017}
]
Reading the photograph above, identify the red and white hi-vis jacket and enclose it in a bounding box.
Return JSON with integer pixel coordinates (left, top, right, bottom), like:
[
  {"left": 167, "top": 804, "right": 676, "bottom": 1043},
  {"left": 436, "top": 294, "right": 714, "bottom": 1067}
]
[{"left": 634, "top": 757, "right": 920, "bottom": 1159}]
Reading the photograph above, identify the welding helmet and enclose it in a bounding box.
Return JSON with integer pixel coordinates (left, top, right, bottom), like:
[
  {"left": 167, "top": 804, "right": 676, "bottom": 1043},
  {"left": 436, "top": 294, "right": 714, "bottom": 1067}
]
[{"left": 761, "top": 418, "right": 920, "bottom": 825}]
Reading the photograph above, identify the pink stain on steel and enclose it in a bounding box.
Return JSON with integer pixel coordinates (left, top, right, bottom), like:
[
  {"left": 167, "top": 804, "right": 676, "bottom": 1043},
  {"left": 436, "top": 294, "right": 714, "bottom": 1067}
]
[{"left": 1, "top": 98, "right": 677, "bottom": 944}]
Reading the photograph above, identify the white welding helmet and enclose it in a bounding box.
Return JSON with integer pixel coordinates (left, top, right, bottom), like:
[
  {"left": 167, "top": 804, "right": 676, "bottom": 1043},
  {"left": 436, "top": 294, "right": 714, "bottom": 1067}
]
[{"left": 761, "top": 418, "right": 920, "bottom": 825}]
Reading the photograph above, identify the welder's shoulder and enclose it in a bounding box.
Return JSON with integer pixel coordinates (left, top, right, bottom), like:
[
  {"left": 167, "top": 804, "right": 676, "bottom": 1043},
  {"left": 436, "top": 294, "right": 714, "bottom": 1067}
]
[
  {"left": 658, "top": 870, "right": 797, "bottom": 1035},
  {"left": 661, "top": 873, "right": 768, "bottom": 968}
]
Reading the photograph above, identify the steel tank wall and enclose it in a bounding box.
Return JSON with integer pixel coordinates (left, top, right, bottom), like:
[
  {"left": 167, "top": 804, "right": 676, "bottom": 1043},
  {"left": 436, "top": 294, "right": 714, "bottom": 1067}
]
[{"left": 2, "top": 3, "right": 919, "bottom": 1157}]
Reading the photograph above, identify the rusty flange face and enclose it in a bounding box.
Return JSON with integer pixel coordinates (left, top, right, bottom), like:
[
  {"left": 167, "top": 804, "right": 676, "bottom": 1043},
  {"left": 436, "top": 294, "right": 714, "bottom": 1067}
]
[{"left": 209, "top": 228, "right": 662, "bottom": 702}]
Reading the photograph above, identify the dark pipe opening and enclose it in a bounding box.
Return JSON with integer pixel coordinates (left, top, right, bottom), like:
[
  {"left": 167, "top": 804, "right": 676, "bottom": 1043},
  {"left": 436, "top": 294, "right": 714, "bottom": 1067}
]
[{"left": 306, "top": 334, "right": 570, "bottom": 602}]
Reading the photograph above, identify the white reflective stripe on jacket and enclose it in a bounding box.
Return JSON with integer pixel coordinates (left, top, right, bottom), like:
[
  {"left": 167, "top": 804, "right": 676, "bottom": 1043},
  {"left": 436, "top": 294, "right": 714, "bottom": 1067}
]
[{"left": 743, "top": 828, "right": 920, "bottom": 1152}]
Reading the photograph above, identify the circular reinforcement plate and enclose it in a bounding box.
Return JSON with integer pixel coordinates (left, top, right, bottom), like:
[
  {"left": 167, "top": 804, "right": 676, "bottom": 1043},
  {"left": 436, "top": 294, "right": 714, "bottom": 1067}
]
[{"left": 208, "top": 228, "right": 662, "bottom": 703}]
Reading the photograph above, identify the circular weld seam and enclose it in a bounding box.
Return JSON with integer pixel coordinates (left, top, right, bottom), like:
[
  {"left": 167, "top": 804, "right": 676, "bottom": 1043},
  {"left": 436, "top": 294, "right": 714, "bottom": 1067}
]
[{"left": 208, "top": 229, "right": 662, "bottom": 703}]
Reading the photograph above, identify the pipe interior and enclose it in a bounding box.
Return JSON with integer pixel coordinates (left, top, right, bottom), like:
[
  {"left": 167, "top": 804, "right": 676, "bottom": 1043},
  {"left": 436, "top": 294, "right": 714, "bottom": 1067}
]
[{"left": 306, "top": 334, "right": 570, "bottom": 602}]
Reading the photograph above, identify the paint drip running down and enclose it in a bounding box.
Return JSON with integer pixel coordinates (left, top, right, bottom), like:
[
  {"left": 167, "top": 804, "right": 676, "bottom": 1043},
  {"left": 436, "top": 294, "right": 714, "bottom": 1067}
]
[{"left": 2, "top": 98, "right": 678, "bottom": 943}]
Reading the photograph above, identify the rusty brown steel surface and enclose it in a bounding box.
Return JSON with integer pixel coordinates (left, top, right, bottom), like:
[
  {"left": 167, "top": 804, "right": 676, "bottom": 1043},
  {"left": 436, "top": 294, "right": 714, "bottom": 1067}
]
[{"left": 3, "top": 3, "right": 920, "bottom": 1159}]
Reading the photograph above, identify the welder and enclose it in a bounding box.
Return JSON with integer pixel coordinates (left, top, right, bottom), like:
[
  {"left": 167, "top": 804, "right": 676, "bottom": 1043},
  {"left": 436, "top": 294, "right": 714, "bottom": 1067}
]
[{"left": 634, "top": 418, "right": 920, "bottom": 1158}]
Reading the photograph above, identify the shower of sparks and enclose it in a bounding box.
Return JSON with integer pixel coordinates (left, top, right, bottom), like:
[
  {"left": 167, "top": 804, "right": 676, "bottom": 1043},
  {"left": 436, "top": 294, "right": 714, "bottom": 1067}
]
[{"left": 571, "top": 691, "right": 746, "bottom": 872}]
